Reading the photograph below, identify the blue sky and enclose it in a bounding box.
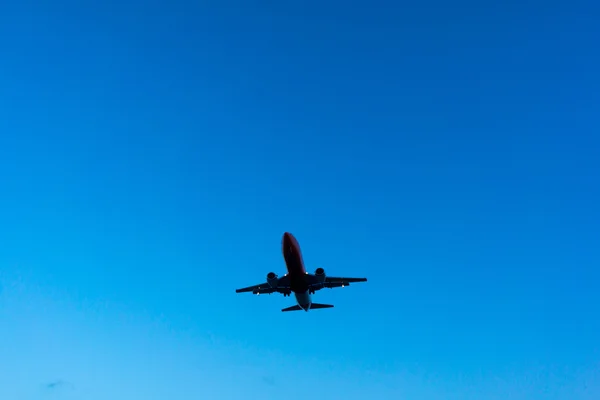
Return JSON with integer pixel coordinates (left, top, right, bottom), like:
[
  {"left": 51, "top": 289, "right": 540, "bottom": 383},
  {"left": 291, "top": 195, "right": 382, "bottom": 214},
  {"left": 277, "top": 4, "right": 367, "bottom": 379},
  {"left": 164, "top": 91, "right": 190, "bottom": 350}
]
[{"left": 1, "top": 1, "right": 599, "bottom": 399}]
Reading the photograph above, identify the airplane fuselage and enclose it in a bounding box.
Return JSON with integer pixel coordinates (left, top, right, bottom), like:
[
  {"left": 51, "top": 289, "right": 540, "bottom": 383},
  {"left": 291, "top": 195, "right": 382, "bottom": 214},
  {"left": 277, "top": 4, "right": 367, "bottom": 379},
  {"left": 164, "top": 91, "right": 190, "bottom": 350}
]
[
  {"left": 235, "top": 232, "right": 367, "bottom": 312},
  {"left": 282, "top": 232, "right": 312, "bottom": 311}
]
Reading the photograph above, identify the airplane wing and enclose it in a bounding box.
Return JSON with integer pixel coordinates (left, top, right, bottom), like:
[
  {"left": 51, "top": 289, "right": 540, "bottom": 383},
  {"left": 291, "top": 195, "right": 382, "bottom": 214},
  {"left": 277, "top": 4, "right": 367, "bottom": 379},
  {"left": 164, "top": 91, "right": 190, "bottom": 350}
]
[
  {"left": 308, "top": 275, "right": 367, "bottom": 291},
  {"left": 235, "top": 275, "right": 291, "bottom": 295}
]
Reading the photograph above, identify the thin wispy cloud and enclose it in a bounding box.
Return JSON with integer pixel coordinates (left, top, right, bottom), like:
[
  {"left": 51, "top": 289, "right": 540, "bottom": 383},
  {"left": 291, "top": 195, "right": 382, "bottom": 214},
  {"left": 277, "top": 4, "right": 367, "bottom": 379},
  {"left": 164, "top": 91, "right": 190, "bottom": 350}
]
[{"left": 44, "top": 380, "right": 72, "bottom": 390}]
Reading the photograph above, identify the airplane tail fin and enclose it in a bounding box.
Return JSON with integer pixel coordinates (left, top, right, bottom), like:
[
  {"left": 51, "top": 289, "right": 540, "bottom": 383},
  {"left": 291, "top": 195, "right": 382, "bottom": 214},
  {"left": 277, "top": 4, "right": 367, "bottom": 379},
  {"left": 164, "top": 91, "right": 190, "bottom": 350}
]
[
  {"left": 310, "top": 303, "right": 334, "bottom": 310},
  {"left": 281, "top": 303, "right": 334, "bottom": 312},
  {"left": 281, "top": 305, "right": 303, "bottom": 312}
]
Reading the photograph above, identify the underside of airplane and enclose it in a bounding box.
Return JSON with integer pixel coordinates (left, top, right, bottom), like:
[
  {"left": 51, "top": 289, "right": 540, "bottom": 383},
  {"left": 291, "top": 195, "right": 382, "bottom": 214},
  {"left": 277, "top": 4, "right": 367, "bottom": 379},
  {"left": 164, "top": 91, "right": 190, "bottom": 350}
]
[{"left": 235, "top": 232, "right": 367, "bottom": 312}]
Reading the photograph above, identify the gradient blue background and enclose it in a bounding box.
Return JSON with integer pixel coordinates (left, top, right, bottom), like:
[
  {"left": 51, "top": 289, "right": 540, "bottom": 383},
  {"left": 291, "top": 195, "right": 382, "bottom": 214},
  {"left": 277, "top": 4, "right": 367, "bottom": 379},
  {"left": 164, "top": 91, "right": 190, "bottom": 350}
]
[{"left": 1, "top": 1, "right": 599, "bottom": 399}]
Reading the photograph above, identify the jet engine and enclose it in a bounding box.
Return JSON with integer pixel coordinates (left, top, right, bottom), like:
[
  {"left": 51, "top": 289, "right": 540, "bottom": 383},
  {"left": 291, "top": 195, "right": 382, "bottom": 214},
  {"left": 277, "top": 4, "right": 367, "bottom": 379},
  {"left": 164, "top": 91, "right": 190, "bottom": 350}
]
[
  {"left": 314, "top": 267, "right": 326, "bottom": 284},
  {"left": 266, "top": 272, "right": 279, "bottom": 288}
]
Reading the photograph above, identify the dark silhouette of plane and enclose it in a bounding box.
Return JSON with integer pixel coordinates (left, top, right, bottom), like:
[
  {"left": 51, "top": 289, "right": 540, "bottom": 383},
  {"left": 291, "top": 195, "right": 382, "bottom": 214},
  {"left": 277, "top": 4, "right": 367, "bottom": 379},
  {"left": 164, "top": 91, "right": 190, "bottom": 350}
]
[{"left": 235, "top": 232, "right": 368, "bottom": 312}]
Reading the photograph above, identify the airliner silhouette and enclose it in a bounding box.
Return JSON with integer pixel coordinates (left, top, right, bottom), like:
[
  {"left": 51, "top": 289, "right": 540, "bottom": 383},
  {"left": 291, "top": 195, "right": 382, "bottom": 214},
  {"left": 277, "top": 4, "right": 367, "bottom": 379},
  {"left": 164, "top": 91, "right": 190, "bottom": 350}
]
[{"left": 235, "top": 232, "right": 368, "bottom": 312}]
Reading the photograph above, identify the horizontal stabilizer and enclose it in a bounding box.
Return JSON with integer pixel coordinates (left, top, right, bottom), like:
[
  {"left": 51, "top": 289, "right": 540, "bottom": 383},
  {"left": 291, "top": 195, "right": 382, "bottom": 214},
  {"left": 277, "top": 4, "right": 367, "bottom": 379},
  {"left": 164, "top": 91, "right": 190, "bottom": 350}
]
[
  {"left": 310, "top": 303, "right": 334, "bottom": 309},
  {"left": 281, "top": 305, "right": 303, "bottom": 312},
  {"left": 281, "top": 303, "right": 334, "bottom": 312}
]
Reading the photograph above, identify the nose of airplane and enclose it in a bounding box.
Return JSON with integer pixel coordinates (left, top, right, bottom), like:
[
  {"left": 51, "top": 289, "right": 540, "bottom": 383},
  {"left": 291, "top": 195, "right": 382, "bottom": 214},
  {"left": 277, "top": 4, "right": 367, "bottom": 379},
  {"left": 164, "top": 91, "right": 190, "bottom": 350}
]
[
  {"left": 282, "top": 232, "right": 295, "bottom": 254},
  {"left": 282, "top": 232, "right": 291, "bottom": 248}
]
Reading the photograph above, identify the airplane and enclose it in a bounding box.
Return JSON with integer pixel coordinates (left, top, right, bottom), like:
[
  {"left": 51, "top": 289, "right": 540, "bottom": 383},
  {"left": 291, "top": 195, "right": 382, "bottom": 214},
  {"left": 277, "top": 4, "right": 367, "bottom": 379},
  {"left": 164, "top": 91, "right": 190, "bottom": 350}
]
[{"left": 235, "top": 232, "right": 367, "bottom": 312}]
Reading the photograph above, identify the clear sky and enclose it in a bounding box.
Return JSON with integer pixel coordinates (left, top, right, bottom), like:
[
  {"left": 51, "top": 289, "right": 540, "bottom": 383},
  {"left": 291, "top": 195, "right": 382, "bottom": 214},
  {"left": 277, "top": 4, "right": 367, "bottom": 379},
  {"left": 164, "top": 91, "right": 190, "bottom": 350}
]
[{"left": 1, "top": 1, "right": 599, "bottom": 399}]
